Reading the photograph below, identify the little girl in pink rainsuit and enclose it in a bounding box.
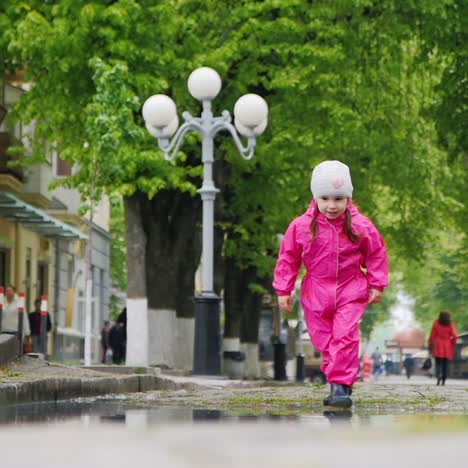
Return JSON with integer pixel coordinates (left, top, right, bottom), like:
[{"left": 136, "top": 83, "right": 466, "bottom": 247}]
[{"left": 273, "top": 160, "right": 388, "bottom": 408}]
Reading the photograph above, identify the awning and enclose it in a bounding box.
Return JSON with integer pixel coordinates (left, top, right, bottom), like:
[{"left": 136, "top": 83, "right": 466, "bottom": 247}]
[{"left": 0, "top": 192, "right": 87, "bottom": 240}]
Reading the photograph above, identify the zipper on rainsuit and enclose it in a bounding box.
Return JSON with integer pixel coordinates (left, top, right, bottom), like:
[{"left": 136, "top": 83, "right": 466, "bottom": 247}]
[{"left": 326, "top": 219, "right": 340, "bottom": 311}]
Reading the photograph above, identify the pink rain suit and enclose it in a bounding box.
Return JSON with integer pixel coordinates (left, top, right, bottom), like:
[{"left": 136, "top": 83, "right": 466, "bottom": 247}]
[{"left": 273, "top": 201, "right": 388, "bottom": 386}]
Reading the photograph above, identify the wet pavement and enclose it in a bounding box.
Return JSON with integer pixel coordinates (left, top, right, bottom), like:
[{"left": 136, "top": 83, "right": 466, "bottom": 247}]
[
  {"left": 0, "top": 408, "right": 467, "bottom": 468},
  {"left": 1, "top": 364, "right": 468, "bottom": 467}
]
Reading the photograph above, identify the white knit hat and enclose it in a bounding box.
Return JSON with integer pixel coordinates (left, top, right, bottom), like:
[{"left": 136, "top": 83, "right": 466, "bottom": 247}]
[{"left": 310, "top": 160, "right": 353, "bottom": 199}]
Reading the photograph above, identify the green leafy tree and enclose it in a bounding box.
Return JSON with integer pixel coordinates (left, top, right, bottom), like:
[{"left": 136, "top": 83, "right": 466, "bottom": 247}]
[
  {"left": 2, "top": 0, "right": 207, "bottom": 366},
  {"left": 202, "top": 1, "right": 463, "bottom": 343},
  {"left": 2, "top": 0, "right": 466, "bottom": 366}
]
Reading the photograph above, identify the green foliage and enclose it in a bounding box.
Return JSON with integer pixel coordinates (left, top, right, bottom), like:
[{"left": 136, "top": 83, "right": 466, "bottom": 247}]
[
  {"left": 109, "top": 195, "right": 127, "bottom": 290},
  {"left": 400, "top": 229, "right": 467, "bottom": 332},
  {"left": 1, "top": 0, "right": 466, "bottom": 334},
  {"left": 3, "top": 0, "right": 199, "bottom": 201}
]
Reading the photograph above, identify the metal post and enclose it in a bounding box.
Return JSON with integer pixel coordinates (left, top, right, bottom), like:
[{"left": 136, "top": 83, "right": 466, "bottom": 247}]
[
  {"left": 144, "top": 76, "right": 267, "bottom": 376},
  {"left": 84, "top": 278, "right": 92, "bottom": 366},
  {"left": 193, "top": 101, "right": 221, "bottom": 375},
  {"left": 17, "top": 292, "right": 25, "bottom": 355},
  {"left": 40, "top": 295, "right": 48, "bottom": 357},
  {"left": 199, "top": 136, "right": 216, "bottom": 294}
]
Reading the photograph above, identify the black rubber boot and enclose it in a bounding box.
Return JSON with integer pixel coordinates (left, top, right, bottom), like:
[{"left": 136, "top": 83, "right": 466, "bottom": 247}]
[
  {"left": 324, "top": 384, "right": 353, "bottom": 405},
  {"left": 326, "top": 383, "right": 352, "bottom": 408}
]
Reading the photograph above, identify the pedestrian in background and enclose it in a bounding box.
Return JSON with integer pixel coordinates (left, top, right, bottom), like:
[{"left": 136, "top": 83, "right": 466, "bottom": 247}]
[
  {"left": 403, "top": 353, "right": 415, "bottom": 379},
  {"left": 117, "top": 307, "right": 127, "bottom": 361},
  {"left": 109, "top": 322, "right": 125, "bottom": 364},
  {"left": 428, "top": 310, "right": 458, "bottom": 385},
  {"left": 28, "top": 298, "right": 51, "bottom": 353},
  {"left": 371, "top": 347, "right": 384, "bottom": 380},
  {"left": 3, "top": 285, "right": 30, "bottom": 339},
  {"left": 100, "top": 320, "right": 111, "bottom": 364},
  {"left": 384, "top": 358, "right": 394, "bottom": 376},
  {"left": 273, "top": 160, "right": 389, "bottom": 408}
]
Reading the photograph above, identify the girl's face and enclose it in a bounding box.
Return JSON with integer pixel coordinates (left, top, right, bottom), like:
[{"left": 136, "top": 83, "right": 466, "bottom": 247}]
[{"left": 317, "top": 197, "right": 348, "bottom": 219}]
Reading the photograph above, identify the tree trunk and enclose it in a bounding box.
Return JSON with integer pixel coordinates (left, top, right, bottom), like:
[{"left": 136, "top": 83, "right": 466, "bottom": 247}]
[
  {"left": 223, "top": 256, "right": 243, "bottom": 340},
  {"left": 141, "top": 189, "right": 201, "bottom": 368},
  {"left": 240, "top": 267, "right": 262, "bottom": 378},
  {"left": 221, "top": 255, "right": 243, "bottom": 368},
  {"left": 124, "top": 192, "right": 148, "bottom": 366},
  {"left": 224, "top": 258, "right": 263, "bottom": 378}
]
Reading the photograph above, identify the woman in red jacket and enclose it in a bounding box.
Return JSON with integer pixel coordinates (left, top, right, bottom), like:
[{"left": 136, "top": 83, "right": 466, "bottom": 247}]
[{"left": 428, "top": 311, "right": 458, "bottom": 385}]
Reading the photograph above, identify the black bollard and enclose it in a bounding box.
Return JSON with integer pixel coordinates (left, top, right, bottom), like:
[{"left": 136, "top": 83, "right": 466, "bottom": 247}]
[
  {"left": 273, "top": 341, "right": 287, "bottom": 380},
  {"left": 193, "top": 295, "right": 221, "bottom": 375},
  {"left": 296, "top": 353, "right": 305, "bottom": 382}
]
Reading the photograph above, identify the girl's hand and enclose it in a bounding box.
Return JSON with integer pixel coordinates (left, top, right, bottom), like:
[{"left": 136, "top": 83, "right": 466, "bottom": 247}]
[
  {"left": 368, "top": 288, "right": 383, "bottom": 304},
  {"left": 278, "top": 295, "right": 293, "bottom": 313}
]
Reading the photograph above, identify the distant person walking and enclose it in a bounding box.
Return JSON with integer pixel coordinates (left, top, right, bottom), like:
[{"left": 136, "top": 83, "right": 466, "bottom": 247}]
[
  {"left": 117, "top": 307, "right": 127, "bottom": 361},
  {"left": 109, "top": 322, "right": 125, "bottom": 364},
  {"left": 28, "top": 298, "right": 51, "bottom": 353},
  {"left": 403, "top": 354, "right": 415, "bottom": 379},
  {"left": 3, "top": 285, "right": 30, "bottom": 338},
  {"left": 428, "top": 310, "right": 458, "bottom": 385},
  {"left": 100, "top": 321, "right": 111, "bottom": 364},
  {"left": 273, "top": 160, "right": 389, "bottom": 408},
  {"left": 371, "top": 347, "right": 384, "bottom": 379}
]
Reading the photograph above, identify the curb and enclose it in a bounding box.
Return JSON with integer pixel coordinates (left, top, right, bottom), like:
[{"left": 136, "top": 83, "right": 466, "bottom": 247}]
[
  {"left": 0, "top": 374, "right": 209, "bottom": 406},
  {"left": 0, "top": 335, "right": 18, "bottom": 366}
]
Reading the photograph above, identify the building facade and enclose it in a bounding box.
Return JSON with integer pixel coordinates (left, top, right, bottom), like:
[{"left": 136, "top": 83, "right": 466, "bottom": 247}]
[{"left": 0, "top": 74, "right": 111, "bottom": 363}]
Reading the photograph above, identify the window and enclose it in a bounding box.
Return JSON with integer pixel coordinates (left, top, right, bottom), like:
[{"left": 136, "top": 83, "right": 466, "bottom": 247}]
[
  {"left": 56, "top": 153, "right": 72, "bottom": 176},
  {"left": 37, "top": 263, "right": 49, "bottom": 298}
]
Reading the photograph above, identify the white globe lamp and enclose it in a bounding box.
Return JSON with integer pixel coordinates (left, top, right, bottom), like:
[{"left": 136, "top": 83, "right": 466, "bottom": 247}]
[
  {"left": 234, "top": 94, "right": 268, "bottom": 127},
  {"left": 187, "top": 67, "right": 222, "bottom": 101},
  {"left": 234, "top": 118, "right": 268, "bottom": 137},
  {"left": 145, "top": 115, "right": 179, "bottom": 138},
  {"left": 142, "top": 94, "right": 177, "bottom": 128}
]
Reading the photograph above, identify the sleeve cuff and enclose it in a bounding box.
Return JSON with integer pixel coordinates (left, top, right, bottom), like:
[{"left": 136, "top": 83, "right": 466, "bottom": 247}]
[{"left": 276, "top": 291, "right": 291, "bottom": 297}]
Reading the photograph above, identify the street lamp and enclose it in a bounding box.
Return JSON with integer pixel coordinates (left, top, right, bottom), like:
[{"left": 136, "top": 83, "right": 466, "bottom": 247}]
[{"left": 143, "top": 67, "right": 268, "bottom": 375}]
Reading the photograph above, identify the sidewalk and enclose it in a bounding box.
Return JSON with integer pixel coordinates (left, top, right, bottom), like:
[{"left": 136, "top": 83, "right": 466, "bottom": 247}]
[
  {"left": 2, "top": 355, "right": 468, "bottom": 414},
  {"left": 0, "top": 355, "right": 240, "bottom": 405},
  {"left": 2, "top": 357, "right": 468, "bottom": 468}
]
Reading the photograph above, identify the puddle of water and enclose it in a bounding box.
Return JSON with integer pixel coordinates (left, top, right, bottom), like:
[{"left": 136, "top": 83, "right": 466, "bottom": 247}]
[{"left": 1, "top": 400, "right": 468, "bottom": 432}]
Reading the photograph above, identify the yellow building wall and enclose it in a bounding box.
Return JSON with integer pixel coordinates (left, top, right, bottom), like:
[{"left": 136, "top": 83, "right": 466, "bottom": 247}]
[
  {"left": 0, "top": 219, "right": 53, "bottom": 313},
  {"left": 14, "top": 224, "right": 53, "bottom": 313},
  {"left": 1, "top": 218, "right": 55, "bottom": 354},
  {"left": 0, "top": 217, "right": 17, "bottom": 285}
]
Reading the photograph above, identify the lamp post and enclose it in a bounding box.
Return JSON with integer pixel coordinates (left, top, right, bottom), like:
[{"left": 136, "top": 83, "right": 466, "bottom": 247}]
[{"left": 143, "top": 67, "right": 268, "bottom": 375}]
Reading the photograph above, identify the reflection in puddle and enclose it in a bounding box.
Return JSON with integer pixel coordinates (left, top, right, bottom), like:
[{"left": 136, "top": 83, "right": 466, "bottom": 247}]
[{"left": 1, "top": 401, "right": 468, "bottom": 432}]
